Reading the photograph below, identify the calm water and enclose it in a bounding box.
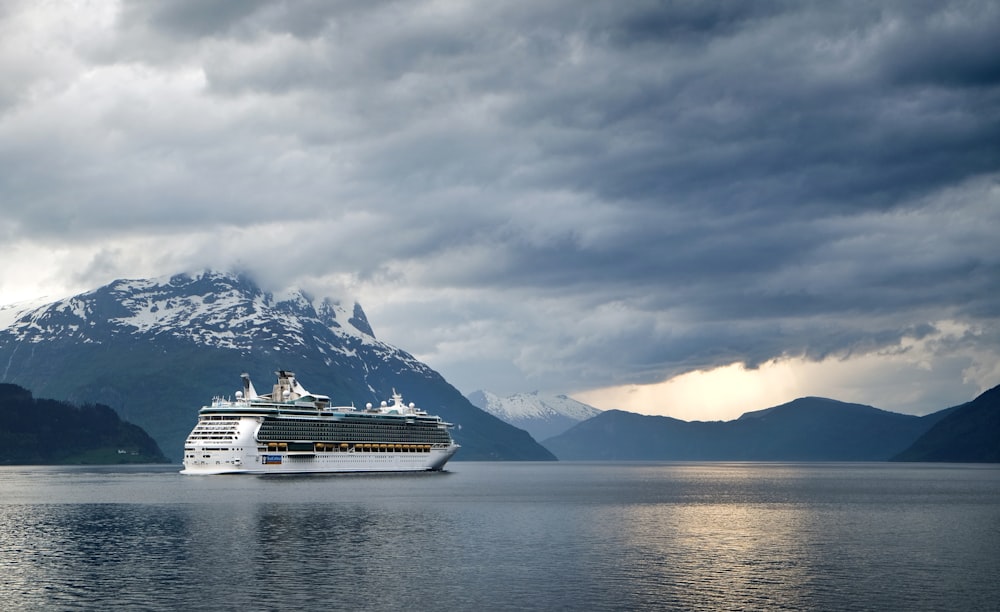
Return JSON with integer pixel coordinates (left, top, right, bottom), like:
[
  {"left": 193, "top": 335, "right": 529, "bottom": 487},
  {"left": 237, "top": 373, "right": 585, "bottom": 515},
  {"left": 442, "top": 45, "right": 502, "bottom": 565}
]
[{"left": 1, "top": 462, "right": 998, "bottom": 611}]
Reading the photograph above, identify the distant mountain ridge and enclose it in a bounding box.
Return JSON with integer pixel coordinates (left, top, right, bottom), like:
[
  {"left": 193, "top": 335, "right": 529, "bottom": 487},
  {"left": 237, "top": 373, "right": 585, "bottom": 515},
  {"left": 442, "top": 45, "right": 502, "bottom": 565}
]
[
  {"left": 0, "top": 271, "right": 554, "bottom": 462},
  {"left": 467, "top": 390, "right": 601, "bottom": 441},
  {"left": 4, "top": 271, "right": 993, "bottom": 465},
  {"left": 542, "top": 396, "right": 957, "bottom": 461},
  {"left": 893, "top": 384, "right": 1000, "bottom": 462}
]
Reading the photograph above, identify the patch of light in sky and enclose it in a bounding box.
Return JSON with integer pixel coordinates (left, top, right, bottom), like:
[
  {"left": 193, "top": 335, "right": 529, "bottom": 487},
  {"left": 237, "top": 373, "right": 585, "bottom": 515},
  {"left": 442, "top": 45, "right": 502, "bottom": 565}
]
[{"left": 574, "top": 321, "right": 994, "bottom": 420}]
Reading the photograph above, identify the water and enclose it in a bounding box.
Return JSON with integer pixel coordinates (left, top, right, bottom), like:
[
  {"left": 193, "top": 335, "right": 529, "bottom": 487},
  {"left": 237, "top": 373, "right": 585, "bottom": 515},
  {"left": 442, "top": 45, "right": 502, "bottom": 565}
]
[{"left": 1, "top": 462, "right": 998, "bottom": 611}]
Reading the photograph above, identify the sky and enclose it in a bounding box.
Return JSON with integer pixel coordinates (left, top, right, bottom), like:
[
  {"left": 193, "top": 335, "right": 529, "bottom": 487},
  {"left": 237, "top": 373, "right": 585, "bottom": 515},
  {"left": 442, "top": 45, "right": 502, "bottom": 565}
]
[{"left": 1, "top": 0, "right": 999, "bottom": 421}]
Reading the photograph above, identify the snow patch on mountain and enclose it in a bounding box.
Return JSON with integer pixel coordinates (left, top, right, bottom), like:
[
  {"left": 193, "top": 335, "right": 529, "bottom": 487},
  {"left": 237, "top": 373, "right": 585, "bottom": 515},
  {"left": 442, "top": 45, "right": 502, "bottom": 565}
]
[
  {"left": 471, "top": 390, "right": 602, "bottom": 420},
  {"left": 468, "top": 390, "right": 601, "bottom": 441}
]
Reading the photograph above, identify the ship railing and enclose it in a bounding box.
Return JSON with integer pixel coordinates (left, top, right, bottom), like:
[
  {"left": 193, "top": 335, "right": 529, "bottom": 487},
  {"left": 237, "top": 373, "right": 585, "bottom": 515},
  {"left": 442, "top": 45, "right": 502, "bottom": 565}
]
[{"left": 210, "top": 396, "right": 253, "bottom": 408}]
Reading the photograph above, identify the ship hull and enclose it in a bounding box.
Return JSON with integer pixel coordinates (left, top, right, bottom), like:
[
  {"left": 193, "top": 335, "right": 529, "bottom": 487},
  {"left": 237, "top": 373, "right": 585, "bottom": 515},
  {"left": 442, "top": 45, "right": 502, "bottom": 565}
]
[{"left": 181, "top": 445, "right": 459, "bottom": 475}]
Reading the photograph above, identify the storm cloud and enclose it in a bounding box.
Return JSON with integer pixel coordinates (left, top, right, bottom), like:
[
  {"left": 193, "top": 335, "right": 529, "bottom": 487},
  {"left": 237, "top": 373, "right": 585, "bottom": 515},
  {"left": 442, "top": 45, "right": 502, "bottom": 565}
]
[{"left": 1, "top": 0, "right": 998, "bottom": 414}]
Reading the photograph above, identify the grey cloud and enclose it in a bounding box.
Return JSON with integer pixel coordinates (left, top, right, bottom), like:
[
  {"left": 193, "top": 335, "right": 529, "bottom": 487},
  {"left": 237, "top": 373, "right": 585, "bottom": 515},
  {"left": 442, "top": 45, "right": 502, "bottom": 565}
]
[
  {"left": 1, "top": 0, "right": 998, "bottom": 411},
  {"left": 117, "top": 0, "right": 271, "bottom": 40}
]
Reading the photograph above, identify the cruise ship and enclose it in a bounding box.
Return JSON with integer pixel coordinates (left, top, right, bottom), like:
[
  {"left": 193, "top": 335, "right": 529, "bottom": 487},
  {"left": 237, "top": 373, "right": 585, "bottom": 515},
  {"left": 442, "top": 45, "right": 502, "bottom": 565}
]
[{"left": 180, "top": 371, "right": 460, "bottom": 474}]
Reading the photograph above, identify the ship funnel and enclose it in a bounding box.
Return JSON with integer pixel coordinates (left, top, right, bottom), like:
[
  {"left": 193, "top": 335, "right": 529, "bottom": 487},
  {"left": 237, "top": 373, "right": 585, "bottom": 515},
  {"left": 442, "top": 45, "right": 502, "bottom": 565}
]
[{"left": 241, "top": 373, "right": 259, "bottom": 399}]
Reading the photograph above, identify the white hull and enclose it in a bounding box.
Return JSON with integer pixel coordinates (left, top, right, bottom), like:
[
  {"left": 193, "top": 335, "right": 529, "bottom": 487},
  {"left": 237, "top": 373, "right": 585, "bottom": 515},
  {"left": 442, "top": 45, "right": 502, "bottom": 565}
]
[{"left": 181, "top": 446, "right": 458, "bottom": 475}]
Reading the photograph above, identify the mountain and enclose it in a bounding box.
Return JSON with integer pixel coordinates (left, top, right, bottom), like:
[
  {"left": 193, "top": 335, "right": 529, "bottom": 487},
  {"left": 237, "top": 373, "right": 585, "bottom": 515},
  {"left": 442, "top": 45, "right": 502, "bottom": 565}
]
[
  {"left": 893, "top": 384, "right": 1000, "bottom": 462},
  {"left": 0, "top": 383, "right": 166, "bottom": 464},
  {"left": 542, "top": 397, "right": 953, "bottom": 461},
  {"left": 467, "top": 390, "right": 602, "bottom": 441},
  {"left": 0, "top": 271, "right": 554, "bottom": 462}
]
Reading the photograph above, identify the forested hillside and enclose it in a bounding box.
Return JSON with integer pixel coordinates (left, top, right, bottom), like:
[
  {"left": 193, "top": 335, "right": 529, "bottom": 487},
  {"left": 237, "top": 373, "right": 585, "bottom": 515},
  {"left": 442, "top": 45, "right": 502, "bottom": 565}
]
[{"left": 0, "top": 383, "right": 167, "bottom": 465}]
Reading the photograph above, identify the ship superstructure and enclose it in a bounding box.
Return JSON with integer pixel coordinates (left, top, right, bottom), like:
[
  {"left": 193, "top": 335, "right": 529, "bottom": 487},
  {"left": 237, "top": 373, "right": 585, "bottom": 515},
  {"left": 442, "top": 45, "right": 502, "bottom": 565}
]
[{"left": 181, "top": 371, "right": 459, "bottom": 474}]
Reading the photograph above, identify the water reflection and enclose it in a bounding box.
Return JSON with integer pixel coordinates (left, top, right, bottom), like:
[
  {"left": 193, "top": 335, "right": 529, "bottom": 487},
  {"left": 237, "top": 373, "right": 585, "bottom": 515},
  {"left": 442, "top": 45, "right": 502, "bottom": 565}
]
[
  {"left": 599, "top": 463, "right": 1000, "bottom": 610},
  {"left": 0, "top": 504, "right": 198, "bottom": 609},
  {"left": 586, "top": 463, "right": 818, "bottom": 610},
  {"left": 247, "top": 504, "right": 448, "bottom": 607},
  {"left": 607, "top": 502, "right": 813, "bottom": 609},
  {"left": 1, "top": 463, "right": 998, "bottom": 610}
]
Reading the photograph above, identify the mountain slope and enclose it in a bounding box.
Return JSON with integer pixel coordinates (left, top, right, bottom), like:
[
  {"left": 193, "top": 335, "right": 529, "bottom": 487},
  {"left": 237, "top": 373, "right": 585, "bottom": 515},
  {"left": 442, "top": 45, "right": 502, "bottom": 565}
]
[
  {"left": 542, "top": 397, "right": 952, "bottom": 461},
  {"left": 0, "top": 383, "right": 166, "bottom": 464},
  {"left": 0, "top": 271, "right": 554, "bottom": 462},
  {"left": 893, "top": 384, "right": 1000, "bottom": 462},
  {"left": 467, "top": 390, "right": 601, "bottom": 441}
]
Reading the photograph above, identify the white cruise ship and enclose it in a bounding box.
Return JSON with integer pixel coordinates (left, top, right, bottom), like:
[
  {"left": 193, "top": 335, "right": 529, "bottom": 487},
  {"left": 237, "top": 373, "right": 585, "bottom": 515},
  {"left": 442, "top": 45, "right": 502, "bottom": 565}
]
[{"left": 181, "top": 370, "right": 459, "bottom": 474}]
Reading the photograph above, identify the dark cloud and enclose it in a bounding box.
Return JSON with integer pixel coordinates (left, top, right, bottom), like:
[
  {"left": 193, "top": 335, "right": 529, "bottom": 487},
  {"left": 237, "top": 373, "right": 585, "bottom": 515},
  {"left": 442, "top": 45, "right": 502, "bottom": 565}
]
[
  {"left": 0, "top": 0, "right": 998, "bottom": 413},
  {"left": 876, "top": 2, "right": 1000, "bottom": 88},
  {"left": 117, "top": 0, "right": 271, "bottom": 40}
]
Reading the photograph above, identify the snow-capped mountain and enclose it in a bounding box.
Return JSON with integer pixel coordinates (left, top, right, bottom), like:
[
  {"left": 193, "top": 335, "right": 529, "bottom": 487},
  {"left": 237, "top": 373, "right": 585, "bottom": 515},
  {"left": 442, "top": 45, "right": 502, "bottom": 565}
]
[
  {"left": 467, "top": 390, "right": 601, "bottom": 442},
  {"left": 0, "top": 271, "right": 554, "bottom": 462},
  {"left": 1, "top": 272, "right": 384, "bottom": 365}
]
